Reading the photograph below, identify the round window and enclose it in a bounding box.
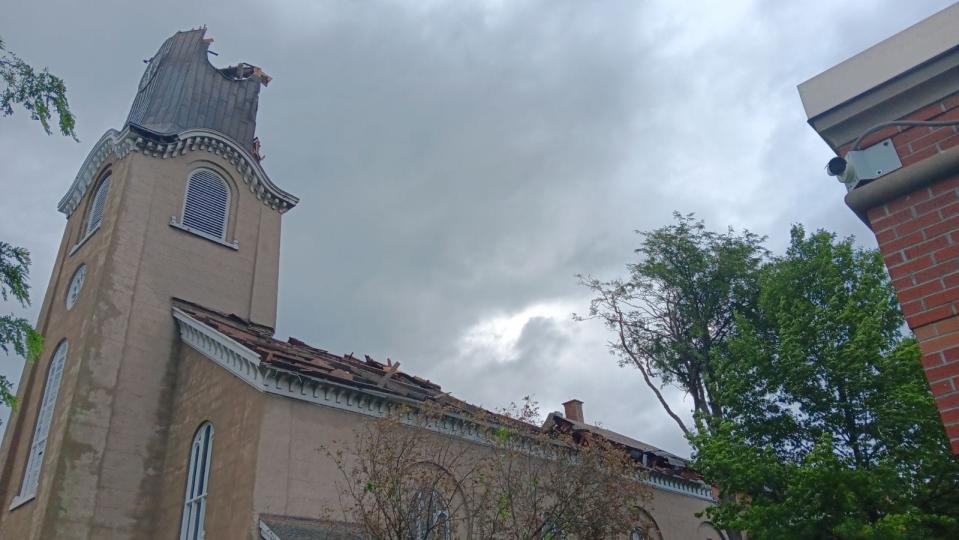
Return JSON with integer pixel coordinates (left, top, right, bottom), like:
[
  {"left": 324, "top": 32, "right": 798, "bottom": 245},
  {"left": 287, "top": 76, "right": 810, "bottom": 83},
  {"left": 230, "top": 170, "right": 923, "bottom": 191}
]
[{"left": 66, "top": 264, "right": 87, "bottom": 310}]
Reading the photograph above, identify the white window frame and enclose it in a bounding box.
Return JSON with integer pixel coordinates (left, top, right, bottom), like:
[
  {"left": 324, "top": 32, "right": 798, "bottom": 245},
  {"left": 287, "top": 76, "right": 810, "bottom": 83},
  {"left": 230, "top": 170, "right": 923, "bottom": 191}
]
[
  {"left": 179, "top": 422, "right": 214, "bottom": 540},
  {"left": 84, "top": 174, "right": 111, "bottom": 237},
  {"left": 69, "top": 174, "right": 111, "bottom": 256},
  {"left": 170, "top": 168, "right": 236, "bottom": 249},
  {"left": 10, "top": 340, "right": 69, "bottom": 509},
  {"left": 65, "top": 264, "right": 87, "bottom": 310}
]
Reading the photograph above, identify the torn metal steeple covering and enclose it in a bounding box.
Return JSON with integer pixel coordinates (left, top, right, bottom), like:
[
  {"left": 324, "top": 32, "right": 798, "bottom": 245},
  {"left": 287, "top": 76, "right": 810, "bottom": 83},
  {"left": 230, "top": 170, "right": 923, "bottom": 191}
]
[
  {"left": 127, "top": 28, "right": 271, "bottom": 152},
  {"left": 57, "top": 29, "right": 297, "bottom": 217}
]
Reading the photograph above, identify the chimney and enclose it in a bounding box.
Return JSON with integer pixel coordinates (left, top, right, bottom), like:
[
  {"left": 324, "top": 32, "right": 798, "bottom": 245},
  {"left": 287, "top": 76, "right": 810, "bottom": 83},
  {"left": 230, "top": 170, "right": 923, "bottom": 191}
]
[
  {"left": 799, "top": 4, "right": 959, "bottom": 454},
  {"left": 562, "top": 399, "right": 584, "bottom": 423}
]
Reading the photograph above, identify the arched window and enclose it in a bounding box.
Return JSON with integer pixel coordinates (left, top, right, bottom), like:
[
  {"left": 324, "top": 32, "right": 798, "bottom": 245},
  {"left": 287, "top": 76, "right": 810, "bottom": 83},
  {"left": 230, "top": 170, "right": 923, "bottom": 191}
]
[
  {"left": 181, "top": 169, "right": 230, "bottom": 241},
  {"left": 630, "top": 508, "right": 663, "bottom": 540},
  {"left": 180, "top": 422, "right": 214, "bottom": 540},
  {"left": 698, "top": 521, "right": 726, "bottom": 540},
  {"left": 85, "top": 174, "right": 111, "bottom": 236},
  {"left": 19, "top": 340, "right": 69, "bottom": 501},
  {"left": 409, "top": 489, "right": 451, "bottom": 540}
]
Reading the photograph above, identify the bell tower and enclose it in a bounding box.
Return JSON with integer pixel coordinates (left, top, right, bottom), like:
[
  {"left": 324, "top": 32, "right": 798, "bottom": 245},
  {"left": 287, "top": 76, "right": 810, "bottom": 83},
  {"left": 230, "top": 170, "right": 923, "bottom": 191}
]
[{"left": 0, "top": 29, "right": 297, "bottom": 538}]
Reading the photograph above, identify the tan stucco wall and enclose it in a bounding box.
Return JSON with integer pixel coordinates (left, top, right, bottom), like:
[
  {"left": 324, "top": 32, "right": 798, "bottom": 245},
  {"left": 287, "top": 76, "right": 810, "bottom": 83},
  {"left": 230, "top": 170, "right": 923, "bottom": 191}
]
[
  {"left": 0, "top": 146, "right": 284, "bottom": 539},
  {"left": 154, "top": 345, "right": 265, "bottom": 539},
  {"left": 253, "top": 394, "right": 361, "bottom": 522},
  {"left": 645, "top": 488, "right": 720, "bottom": 539},
  {"left": 0, "top": 156, "right": 131, "bottom": 540},
  {"left": 251, "top": 392, "right": 718, "bottom": 539}
]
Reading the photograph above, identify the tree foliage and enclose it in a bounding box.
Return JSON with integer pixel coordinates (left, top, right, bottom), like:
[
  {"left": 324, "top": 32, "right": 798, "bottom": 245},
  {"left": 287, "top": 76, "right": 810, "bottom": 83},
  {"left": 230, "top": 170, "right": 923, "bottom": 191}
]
[
  {"left": 1, "top": 36, "right": 76, "bottom": 138},
  {"left": 0, "top": 35, "right": 71, "bottom": 416},
  {"left": 1, "top": 241, "right": 43, "bottom": 410},
  {"left": 323, "top": 398, "right": 652, "bottom": 539},
  {"left": 692, "top": 227, "right": 959, "bottom": 539},
  {"left": 580, "top": 213, "right": 766, "bottom": 436}
]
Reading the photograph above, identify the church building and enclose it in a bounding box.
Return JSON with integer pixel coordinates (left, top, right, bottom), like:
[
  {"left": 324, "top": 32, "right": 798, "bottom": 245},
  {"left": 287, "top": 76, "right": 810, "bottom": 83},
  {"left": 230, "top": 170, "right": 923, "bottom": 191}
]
[{"left": 0, "top": 29, "right": 720, "bottom": 539}]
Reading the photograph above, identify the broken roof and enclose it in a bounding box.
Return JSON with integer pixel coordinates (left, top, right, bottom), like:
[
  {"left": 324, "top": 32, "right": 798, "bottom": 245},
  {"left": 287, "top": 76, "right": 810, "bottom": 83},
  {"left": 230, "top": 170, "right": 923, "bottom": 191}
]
[
  {"left": 127, "top": 28, "right": 267, "bottom": 152},
  {"left": 544, "top": 412, "right": 690, "bottom": 468},
  {"left": 173, "top": 298, "right": 444, "bottom": 403},
  {"left": 173, "top": 299, "right": 701, "bottom": 482}
]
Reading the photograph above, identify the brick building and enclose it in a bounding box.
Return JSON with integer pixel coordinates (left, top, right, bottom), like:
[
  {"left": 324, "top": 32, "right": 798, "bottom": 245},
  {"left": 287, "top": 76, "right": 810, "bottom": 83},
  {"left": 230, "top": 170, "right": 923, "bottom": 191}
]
[
  {"left": 799, "top": 3, "right": 959, "bottom": 454},
  {"left": 0, "top": 29, "right": 721, "bottom": 539}
]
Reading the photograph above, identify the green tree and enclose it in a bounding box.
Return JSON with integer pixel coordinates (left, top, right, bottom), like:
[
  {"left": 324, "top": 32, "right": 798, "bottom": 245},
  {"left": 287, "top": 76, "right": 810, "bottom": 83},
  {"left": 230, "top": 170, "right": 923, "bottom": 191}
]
[
  {"left": 1, "top": 34, "right": 73, "bottom": 417},
  {"left": 579, "top": 213, "right": 766, "bottom": 436},
  {"left": 693, "top": 227, "right": 959, "bottom": 539},
  {"left": 1, "top": 242, "right": 43, "bottom": 411},
  {"left": 1, "top": 36, "right": 76, "bottom": 138}
]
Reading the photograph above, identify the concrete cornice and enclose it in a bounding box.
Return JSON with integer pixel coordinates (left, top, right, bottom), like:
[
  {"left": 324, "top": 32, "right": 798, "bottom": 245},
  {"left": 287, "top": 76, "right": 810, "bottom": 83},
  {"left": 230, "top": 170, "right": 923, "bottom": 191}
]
[
  {"left": 172, "top": 307, "right": 263, "bottom": 369},
  {"left": 799, "top": 4, "right": 959, "bottom": 120},
  {"left": 647, "top": 471, "right": 713, "bottom": 501},
  {"left": 172, "top": 308, "right": 715, "bottom": 502},
  {"left": 58, "top": 127, "right": 298, "bottom": 217},
  {"left": 845, "top": 144, "right": 959, "bottom": 224}
]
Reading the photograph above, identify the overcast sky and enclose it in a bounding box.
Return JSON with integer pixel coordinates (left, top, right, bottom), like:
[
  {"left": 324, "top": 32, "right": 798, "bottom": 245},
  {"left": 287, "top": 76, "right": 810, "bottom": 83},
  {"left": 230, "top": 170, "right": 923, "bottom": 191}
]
[{"left": 1, "top": 0, "right": 955, "bottom": 457}]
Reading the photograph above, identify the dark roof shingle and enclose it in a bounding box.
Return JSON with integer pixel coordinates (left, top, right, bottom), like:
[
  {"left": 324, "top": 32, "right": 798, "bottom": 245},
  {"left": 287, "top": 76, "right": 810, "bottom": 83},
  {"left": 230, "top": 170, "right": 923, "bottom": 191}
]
[{"left": 174, "top": 298, "right": 443, "bottom": 402}]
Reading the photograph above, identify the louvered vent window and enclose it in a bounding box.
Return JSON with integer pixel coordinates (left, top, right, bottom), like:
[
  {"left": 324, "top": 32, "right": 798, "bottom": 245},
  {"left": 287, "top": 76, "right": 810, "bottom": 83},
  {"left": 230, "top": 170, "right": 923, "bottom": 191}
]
[
  {"left": 180, "top": 423, "right": 214, "bottom": 540},
  {"left": 182, "top": 170, "right": 230, "bottom": 241},
  {"left": 85, "top": 175, "right": 111, "bottom": 236},
  {"left": 19, "top": 340, "right": 69, "bottom": 502}
]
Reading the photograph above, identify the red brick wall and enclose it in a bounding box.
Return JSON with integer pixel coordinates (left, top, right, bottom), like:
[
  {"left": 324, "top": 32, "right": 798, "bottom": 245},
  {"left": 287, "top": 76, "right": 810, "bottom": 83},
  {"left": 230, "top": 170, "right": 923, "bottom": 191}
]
[
  {"left": 870, "top": 176, "right": 959, "bottom": 454},
  {"left": 865, "top": 92, "right": 959, "bottom": 454}
]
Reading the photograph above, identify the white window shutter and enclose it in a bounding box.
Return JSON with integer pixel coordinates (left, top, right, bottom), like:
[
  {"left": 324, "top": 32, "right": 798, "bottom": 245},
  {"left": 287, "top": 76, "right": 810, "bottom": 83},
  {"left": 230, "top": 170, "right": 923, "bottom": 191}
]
[
  {"left": 20, "top": 340, "right": 69, "bottom": 499},
  {"left": 85, "top": 176, "right": 111, "bottom": 236},
  {"left": 182, "top": 170, "right": 230, "bottom": 241}
]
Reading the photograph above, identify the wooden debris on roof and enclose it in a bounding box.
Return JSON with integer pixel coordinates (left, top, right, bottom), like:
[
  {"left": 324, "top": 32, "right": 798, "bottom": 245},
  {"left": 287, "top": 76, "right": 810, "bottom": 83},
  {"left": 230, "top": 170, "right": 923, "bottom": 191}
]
[{"left": 172, "top": 298, "right": 443, "bottom": 401}]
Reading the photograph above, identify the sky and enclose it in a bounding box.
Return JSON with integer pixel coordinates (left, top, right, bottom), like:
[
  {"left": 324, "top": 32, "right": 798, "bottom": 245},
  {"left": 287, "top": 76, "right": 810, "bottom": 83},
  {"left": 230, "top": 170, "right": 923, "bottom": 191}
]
[{"left": 1, "top": 0, "right": 955, "bottom": 458}]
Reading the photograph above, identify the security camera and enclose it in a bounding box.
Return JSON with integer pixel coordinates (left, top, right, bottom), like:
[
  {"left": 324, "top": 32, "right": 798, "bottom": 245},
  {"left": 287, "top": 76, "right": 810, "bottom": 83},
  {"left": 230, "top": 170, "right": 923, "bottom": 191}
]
[
  {"left": 825, "top": 135, "right": 905, "bottom": 191},
  {"left": 826, "top": 154, "right": 859, "bottom": 189},
  {"left": 826, "top": 157, "right": 847, "bottom": 177}
]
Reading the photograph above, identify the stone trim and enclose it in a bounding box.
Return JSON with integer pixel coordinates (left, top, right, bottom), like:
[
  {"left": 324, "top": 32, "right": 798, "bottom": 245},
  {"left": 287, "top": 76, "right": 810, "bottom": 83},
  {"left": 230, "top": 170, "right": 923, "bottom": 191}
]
[
  {"left": 7, "top": 493, "right": 35, "bottom": 512},
  {"left": 58, "top": 127, "right": 298, "bottom": 217},
  {"left": 170, "top": 218, "right": 240, "bottom": 250},
  {"left": 67, "top": 223, "right": 100, "bottom": 257},
  {"left": 172, "top": 308, "right": 263, "bottom": 373},
  {"left": 647, "top": 471, "right": 713, "bottom": 500},
  {"left": 172, "top": 309, "right": 715, "bottom": 502}
]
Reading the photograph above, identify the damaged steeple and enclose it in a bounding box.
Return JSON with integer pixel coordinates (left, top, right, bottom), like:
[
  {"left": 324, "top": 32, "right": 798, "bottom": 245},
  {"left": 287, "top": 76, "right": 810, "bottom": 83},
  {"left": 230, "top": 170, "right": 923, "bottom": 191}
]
[{"left": 126, "top": 28, "right": 270, "bottom": 152}]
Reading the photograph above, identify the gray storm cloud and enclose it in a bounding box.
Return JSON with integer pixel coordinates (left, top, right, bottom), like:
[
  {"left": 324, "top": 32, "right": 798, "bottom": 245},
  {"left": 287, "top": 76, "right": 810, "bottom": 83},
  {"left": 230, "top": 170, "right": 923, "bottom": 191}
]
[{"left": 0, "top": 0, "right": 953, "bottom": 456}]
